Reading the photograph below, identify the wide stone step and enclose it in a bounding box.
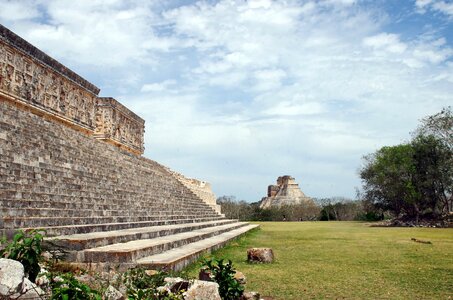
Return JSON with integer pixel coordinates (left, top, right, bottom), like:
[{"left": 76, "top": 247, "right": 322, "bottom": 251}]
[
  {"left": 136, "top": 224, "right": 260, "bottom": 271},
  {"left": 0, "top": 196, "right": 215, "bottom": 211},
  {"left": 1, "top": 206, "right": 216, "bottom": 218},
  {"left": 48, "top": 219, "right": 238, "bottom": 250},
  {"left": 20, "top": 216, "right": 226, "bottom": 236},
  {"left": 79, "top": 222, "right": 250, "bottom": 263},
  {"left": 3, "top": 214, "right": 223, "bottom": 230}
]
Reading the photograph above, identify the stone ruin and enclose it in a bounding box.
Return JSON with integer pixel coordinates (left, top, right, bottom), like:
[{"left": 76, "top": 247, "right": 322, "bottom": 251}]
[
  {"left": 0, "top": 24, "right": 258, "bottom": 271},
  {"left": 259, "top": 175, "right": 312, "bottom": 209}
]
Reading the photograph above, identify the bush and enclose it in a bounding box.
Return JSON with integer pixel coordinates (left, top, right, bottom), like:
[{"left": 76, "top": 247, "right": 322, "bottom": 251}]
[
  {"left": 123, "top": 267, "right": 184, "bottom": 300},
  {"left": 0, "top": 229, "right": 45, "bottom": 282},
  {"left": 202, "top": 258, "right": 244, "bottom": 300},
  {"left": 48, "top": 273, "right": 101, "bottom": 300}
]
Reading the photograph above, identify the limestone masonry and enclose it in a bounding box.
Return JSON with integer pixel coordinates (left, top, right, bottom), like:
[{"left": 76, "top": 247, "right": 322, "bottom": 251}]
[
  {"left": 259, "top": 175, "right": 312, "bottom": 208},
  {"left": 0, "top": 24, "right": 258, "bottom": 270}
]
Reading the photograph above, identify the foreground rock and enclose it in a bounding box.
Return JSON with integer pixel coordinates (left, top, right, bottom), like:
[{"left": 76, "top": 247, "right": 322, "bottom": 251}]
[
  {"left": 247, "top": 248, "right": 274, "bottom": 263},
  {"left": 104, "top": 285, "right": 124, "bottom": 300},
  {"left": 16, "top": 278, "right": 45, "bottom": 299},
  {"left": 183, "top": 280, "right": 221, "bottom": 300},
  {"left": 0, "top": 258, "right": 25, "bottom": 297},
  {"left": 0, "top": 258, "right": 44, "bottom": 299}
]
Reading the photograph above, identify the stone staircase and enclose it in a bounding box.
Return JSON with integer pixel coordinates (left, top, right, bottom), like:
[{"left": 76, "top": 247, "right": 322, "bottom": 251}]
[{"left": 0, "top": 99, "right": 259, "bottom": 271}]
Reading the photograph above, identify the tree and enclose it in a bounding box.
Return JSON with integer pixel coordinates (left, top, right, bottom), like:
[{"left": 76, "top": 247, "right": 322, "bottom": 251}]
[
  {"left": 411, "top": 134, "right": 453, "bottom": 215},
  {"left": 360, "top": 135, "right": 452, "bottom": 222},
  {"left": 360, "top": 144, "right": 418, "bottom": 219},
  {"left": 415, "top": 106, "right": 452, "bottom": 151}
]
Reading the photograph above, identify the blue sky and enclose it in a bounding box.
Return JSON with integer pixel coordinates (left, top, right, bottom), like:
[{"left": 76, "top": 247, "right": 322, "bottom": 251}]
[{"left": 1, "top": 0, "right": 452, "bottom": 202}]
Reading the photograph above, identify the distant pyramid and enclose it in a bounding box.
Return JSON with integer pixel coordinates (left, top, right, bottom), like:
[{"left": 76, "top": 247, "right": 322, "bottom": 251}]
[{"left": 259, "top": 175, "right": 312, "bottom": 208}]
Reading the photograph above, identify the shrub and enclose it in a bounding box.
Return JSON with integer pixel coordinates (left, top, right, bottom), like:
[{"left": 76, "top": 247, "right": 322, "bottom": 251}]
[
  {"left": 48, "top": 273, "right": 101, "bottom": 300},
  {"left": 123, "top": 267, "right": 184, "bottom": 300},
  {"left": 202, "top": 258, "right": 244, "bottom": 300},
  {"left": 0, "top": 229, "right": 45, "bottom": 282}
]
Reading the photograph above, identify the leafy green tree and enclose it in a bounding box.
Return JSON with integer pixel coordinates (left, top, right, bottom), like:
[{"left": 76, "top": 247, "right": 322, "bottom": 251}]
[
  {"left": 360, "top": 135, "right": 452, "bottom": 222},
  {"left": 360, "top": 144, "right": 418, "bottom": 219},
  {"left": 411, "top": 134, "right": 453, "bottom": 215}
]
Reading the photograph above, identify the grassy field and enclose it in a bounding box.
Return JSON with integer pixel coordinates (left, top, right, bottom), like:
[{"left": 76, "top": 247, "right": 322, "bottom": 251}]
[{"left": 184, "top": 222, "right": 453, "bottom": 299}]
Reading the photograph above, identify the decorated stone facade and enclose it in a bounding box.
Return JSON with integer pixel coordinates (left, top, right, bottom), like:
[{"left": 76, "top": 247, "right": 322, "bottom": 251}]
[
  {"left": 0, "top": 24, "right": 143, "bottom": 154},
  {"left": 95, "top": 97, "right": 145, "bottom": 155}
]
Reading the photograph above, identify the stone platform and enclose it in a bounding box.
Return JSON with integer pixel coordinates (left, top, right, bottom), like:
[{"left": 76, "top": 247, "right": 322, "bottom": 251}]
[{"left": 0, "top": 24, "right": 258, "bottom": 271}]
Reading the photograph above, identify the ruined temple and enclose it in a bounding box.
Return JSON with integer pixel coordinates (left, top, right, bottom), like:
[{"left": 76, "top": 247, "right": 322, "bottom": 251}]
[
  {"left": 260, "top": 175, "right": 312, "bottom": 208},
  {"left": 0, "top": 24, "right": 257, "bottom": 270}
]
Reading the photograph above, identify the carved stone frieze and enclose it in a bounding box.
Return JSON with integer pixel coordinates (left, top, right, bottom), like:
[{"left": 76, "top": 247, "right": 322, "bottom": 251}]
[
  {"left": 0, "top": 24, "right": 146, "bottom": 155},
  {"left": 0, "top": 40, "right": 98, "bottom": 131},
  {"left": 95, "top": 97, "right": 145, "bottom": 155}
]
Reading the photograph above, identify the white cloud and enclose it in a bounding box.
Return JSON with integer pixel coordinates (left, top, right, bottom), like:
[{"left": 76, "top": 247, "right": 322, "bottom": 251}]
[
  {"left": 0, "top": 0, "right": 40, "bottom": 21},
  {"left": 416, "top": 0, "right": 453, "bottom": 17},
  {"left": 141, "top": 80, "right": 176, "bottom": 92},
  {"left": 363, "top": 33, "right": 407, "bottom": 54}
]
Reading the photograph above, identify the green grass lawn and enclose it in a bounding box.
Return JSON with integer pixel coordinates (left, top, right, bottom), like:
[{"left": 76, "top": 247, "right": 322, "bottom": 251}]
[{"left": 184, "top": 222, "right": 453, "bottom": 299}]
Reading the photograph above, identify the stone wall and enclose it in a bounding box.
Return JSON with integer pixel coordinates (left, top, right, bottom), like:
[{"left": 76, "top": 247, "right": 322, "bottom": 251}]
[
  {"left": 0, "top": 99, "right": 221, "bottom": 236},
  {"left": 169, "top": 170, "right": 221, "bottom": 214}
]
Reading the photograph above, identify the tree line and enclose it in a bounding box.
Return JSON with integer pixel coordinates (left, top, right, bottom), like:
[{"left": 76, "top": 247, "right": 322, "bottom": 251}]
[
  {"left": 217, "top": 196, "right": 381, "bottom": 222},
  {"left": 218, "top": 107, "right": 452, "bottom": 224}
]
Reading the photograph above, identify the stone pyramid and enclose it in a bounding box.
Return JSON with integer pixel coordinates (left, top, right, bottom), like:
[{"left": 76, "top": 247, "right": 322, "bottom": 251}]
[{"left": 260, "top": 175, "right": 311, "bottom": 208}]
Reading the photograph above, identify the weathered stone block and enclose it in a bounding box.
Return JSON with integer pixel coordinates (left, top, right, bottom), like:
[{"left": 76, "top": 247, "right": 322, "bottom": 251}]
[
  {"left": 247, "top": 248, "right": 274, "bottom": 263},
  {"left": 0, "top": 258, "right": 25, "bottom": 297}
]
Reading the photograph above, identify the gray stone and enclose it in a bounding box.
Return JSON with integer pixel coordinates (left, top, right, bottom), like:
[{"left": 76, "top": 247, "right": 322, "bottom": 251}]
[
  {"left": 234, "top": 271, "right": 246, "bottom": 285},
  {"left": 15, "top": 278, "right": 45, "bottom": 299},
  {"left": 35, "top": 275, "right": 50, "bottom": 287},
  {"left": 247, "top": 248, "right": 274, "bottom": 263},
  {"left": 184, "top": 280, "right": 221, "bottom": 300},
  {"left": 198, "top": 266, "right": 213, "bottom": 281},
  {"left": 163, "top": 277, "right": 189, "bottom": 293},
  {"left": 0, "top": 258, "right": 25, "bottom": 297},
  {"left": 104, "top": 285, "right": 124, "bottom": 300}
]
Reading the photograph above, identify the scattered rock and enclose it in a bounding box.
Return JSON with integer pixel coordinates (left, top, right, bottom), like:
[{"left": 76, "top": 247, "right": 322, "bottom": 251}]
[
  {"left": 0, "top": 258, "right": 25, "bottom": 297},
  {"left": 411, "top": 238, "right": 432, "bottom": 244},
  {"left": 104, "top": 285, "right": 124, "bottom": 300},
  {"left": 145, "top": 269, "right": 158, "bottom": 276},
  {"left": 247, "top": 248, "right": 274, "bottom": 263},
  {"left": 52, "top": 276, "right": 64, "bottom": 283},
  {"left": 184, "top": 280, "right": 221, "bottom": 300},
  {"left": 241, "top": 291, "right": 261, "bottom": 300},
  {"left": 75, "top": 273, "right": 95, "bottom": 284},
  {"left": 198, "top": 266, "right": 212, "bottom": 281},
  {"left": 41, "top": 251, "right": 53, "bottom": 261},
  {"left": 15, "top": 277, "right": 45, "bottom": 300},
  {"left": 234, "top": 271, "right": 246, "bottom": 285},
  {"left": 35, "top": 275, "right": 49, "bottom": 287},
  {"left": 163, "top": 277, "right": 189, "bottom": 293}
]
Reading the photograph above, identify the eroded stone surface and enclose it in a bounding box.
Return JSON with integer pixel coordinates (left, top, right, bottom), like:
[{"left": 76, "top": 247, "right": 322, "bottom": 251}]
[
  {"left": 247, "top": 248, "right": 274, "bottom": 263},
  {"left": 14, "top": 278, "right": 44, "bottom": 300},
  {"left": 0, "top": 258, "right": 25, "bottom": 297},
  {"left": 184, "top": 280, "right": 221, "bottom": 300},
  {"left": 104, "top": 285, "right": 124, "bottom": 300}
]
